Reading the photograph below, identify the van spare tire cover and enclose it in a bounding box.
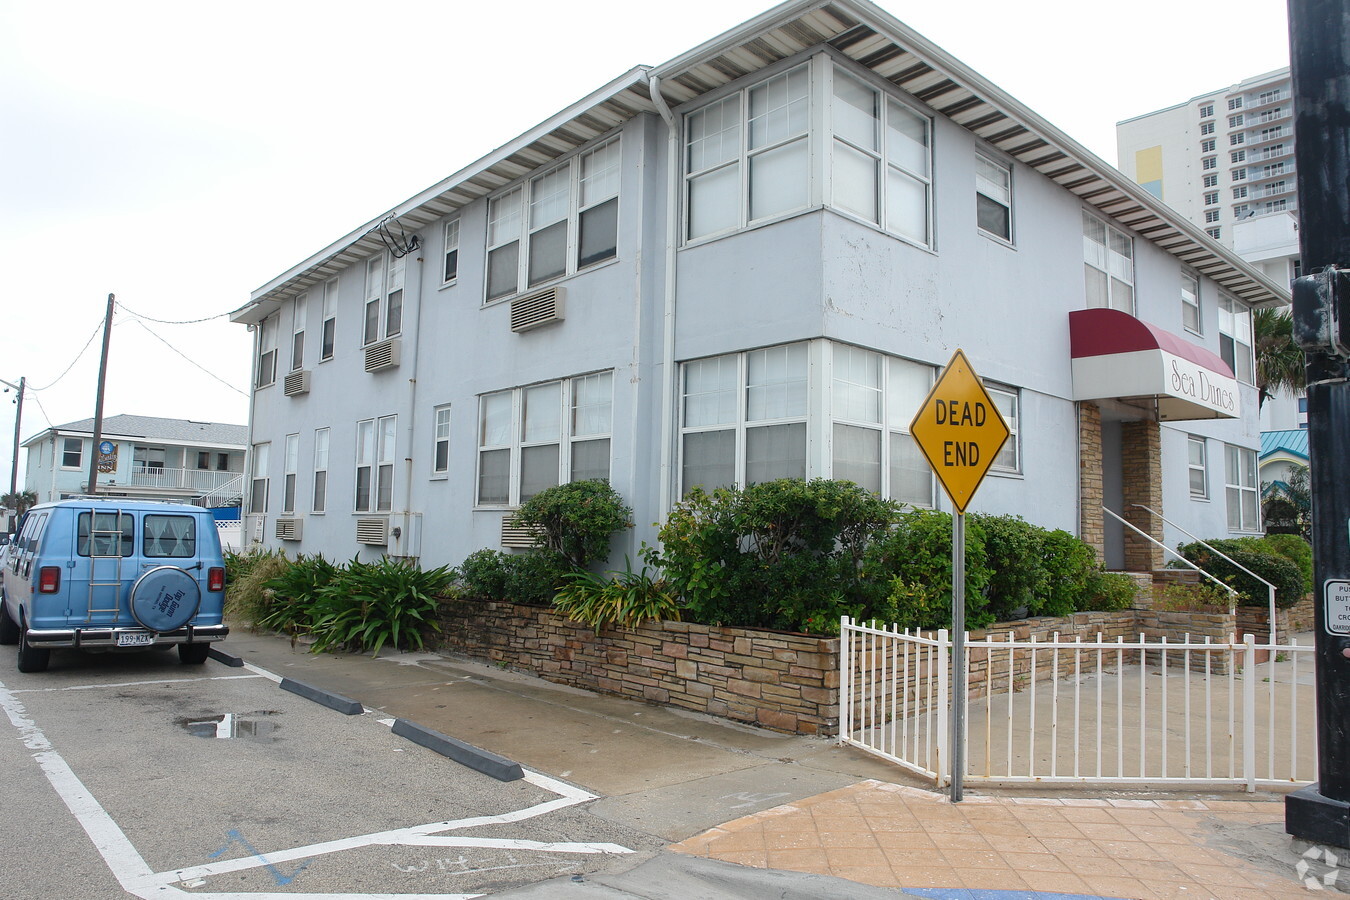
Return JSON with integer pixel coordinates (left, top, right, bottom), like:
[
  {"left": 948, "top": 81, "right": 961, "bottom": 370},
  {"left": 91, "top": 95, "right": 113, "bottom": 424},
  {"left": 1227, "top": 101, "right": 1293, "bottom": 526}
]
[{"left": 130, "top": 567, "right": 201, "bottom": 632}]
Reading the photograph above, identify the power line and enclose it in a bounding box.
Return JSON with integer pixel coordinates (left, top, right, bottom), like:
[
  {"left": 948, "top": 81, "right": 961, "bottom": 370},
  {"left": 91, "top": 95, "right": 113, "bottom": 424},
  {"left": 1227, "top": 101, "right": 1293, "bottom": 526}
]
[
  {"left": 127, "top": 319, "right": 248, "bottom": 397},
  {"left": 27, "top": 317, "right": 106, "bottom": 392},
  {"left": 115, "top": 300, "right": 232, "bottom": 325}
]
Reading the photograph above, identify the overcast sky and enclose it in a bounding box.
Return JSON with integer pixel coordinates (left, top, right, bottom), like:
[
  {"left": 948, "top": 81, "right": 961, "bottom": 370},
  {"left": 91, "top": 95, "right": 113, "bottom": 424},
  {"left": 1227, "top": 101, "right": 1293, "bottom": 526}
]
[{"left": 0, "top": 0, "right": 1290, "bottom": 486}]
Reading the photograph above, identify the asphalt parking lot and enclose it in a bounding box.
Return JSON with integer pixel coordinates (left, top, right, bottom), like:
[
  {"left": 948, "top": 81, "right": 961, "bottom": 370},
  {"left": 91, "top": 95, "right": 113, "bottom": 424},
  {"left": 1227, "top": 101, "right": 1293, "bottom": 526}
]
[{"left": 0, "top": 648, "right": 663, "bottom": 898}]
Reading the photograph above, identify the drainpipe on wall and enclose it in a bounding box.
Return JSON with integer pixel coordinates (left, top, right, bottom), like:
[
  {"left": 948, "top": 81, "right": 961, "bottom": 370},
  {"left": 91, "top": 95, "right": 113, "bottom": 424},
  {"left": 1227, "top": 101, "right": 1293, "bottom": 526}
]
[
  {"left": 401, "top": 245, "right": 426, "bottom": 551},
  {"left": 649, "top": 75, "right": 680, "bottom": 516},
  {"left": 243, "top": 322, "right": 259, "bottom": 545}
]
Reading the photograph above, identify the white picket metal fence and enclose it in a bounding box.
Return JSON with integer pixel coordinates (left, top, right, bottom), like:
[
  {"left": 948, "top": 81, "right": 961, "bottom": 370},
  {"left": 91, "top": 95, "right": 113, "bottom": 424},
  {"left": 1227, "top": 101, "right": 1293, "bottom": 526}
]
[{"left": 839, "top": 617, "right": 1317, "bottom": 791}]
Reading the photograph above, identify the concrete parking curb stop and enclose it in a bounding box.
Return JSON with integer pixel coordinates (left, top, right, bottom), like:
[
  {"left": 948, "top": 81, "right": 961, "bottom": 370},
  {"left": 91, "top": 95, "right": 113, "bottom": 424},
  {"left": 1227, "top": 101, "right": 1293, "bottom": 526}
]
[
  {"left": 207, "top": 647, "right": 244, "bottom": 667},
  {"left": 390, "top": 717, "right": 525, "bottom": 781},
  {"left": 279, "top": 677, "right": 364, "bottom": 715}
]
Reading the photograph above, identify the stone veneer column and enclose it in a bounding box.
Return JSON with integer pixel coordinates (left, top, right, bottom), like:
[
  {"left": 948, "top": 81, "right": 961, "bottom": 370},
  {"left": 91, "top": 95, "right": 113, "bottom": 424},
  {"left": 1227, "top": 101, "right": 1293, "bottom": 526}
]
[
  {"left": 1078, "top": 403, "right": 1105, "bottom": 563},
  {"left": 1121, "top": 419, "right": 1164, "bottom": 571}
]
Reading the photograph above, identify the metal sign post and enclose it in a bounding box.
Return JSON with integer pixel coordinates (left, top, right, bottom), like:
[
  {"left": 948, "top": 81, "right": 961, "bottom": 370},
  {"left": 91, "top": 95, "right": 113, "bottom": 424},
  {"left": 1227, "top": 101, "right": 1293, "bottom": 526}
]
[{"left": 911, "top": 349, "right": 1009, "bottom": 802}]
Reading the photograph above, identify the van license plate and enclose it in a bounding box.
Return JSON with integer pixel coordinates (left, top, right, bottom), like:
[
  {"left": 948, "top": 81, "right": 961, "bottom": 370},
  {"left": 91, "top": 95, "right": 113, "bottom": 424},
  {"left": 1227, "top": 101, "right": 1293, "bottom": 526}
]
[{"left": 117, "top": 632, "right": 155, "bottom": 648}]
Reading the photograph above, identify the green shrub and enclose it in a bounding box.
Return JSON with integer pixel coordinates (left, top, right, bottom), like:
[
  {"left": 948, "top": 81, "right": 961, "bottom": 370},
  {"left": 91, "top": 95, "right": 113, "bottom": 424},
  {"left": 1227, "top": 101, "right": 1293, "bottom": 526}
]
[
  {"left": 513, "top": 480, "right": 633, "bottom": 569},
  {"left": 456, "top": 548, "right": 571, "bottom": 606},
  {"left": 1175, "top": 540, "right": 1305, "bottom": 608},
  {"left": 1082, "top": 571, "right": 1140, "bottom": 612},
  {"left": 1152, "top": 581, "right": 1232, "bottom": 613},
  {"left": 306, "top": 557, "right": 454, "bottom": 655},
  {"left": 652, "top": 479, "right": 904, "bottom": 633},
  {"left": 257, "top": 554, "right": 339, "bottom": 638},
  {"left": 1258, "top": 533, "right": 1313, "bottom": 595},
  {"left": 225, "top": 550, "right": 292, "bottom": 627},
  {"left": 1035, "top": 529, "right": 1101, "bottom": 617},
  {"left": 552, "top": 556, "right": 681, "bottom": 632},
  {"left": 970, "top": 514, "right": 1102, "bottom": 619},
  {"left": 862, "top": 509, "right": 992, "bottom": 630}
]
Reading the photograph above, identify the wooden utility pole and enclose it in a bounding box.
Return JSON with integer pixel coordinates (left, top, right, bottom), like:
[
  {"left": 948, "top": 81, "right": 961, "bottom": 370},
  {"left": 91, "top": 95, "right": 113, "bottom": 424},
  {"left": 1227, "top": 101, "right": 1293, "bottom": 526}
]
[{"left": 86, "top": 294, "right": 115, "bottom": 497}]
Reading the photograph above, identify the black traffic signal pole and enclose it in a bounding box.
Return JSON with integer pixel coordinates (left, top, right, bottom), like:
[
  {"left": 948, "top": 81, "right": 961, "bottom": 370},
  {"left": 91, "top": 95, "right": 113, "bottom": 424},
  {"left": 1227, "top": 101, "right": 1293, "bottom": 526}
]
[{"left": 1285, "top": 0, "right": 1350, "bottom": 851}]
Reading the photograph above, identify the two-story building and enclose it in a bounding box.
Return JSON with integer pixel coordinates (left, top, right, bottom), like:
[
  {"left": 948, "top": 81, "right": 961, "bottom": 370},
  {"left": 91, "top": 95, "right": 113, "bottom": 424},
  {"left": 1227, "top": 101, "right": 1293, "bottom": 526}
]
[
  {"left": 231, "top": 0, "right": 1288, "bottom": 575},
  {"left": 23, "top": 414, "right": 247, "bottom": 509}
]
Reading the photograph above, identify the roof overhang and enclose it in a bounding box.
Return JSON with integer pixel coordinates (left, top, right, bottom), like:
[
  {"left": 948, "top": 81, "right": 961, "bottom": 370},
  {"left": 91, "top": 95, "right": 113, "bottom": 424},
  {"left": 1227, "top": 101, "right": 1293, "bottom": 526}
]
[
  {"left": 232, "top": 0, "right": 1291, "bottom": 325},
  {"left": 1070, "top": 308, "right": 1241, "bottom": 421}
]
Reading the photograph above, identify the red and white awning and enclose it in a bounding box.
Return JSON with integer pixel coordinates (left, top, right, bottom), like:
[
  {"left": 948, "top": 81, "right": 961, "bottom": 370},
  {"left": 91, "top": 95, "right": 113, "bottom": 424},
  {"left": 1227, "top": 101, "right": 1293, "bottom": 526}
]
[{"left": 1069, "top": 308, "right": 1241, "bottom": 421}]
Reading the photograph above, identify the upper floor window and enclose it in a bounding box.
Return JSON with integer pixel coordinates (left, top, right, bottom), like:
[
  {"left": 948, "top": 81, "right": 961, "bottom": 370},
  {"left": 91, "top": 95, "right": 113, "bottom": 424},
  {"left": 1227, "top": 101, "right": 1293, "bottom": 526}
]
[
  {"left": 1201, "top": 139, "right": 1216, "bottom": 153},
  {"left": 1229, "top": 133, "right": 1245, "bottom": 146},
  {"left": 477, "top": 371, "right": 613, "bottom": 506},
  {"left": 1187, "top": 435, "right": 1208, "bottom": 499},
  {"left": 1199, "top": 103, "right": 1214, "bottom": 118},
  {"left": 312, "top": 428, "right": 329, "bottom": 513},
  {"left": 1203, "top": 191, "right": 1219, "bottom": 206},
  {"left": 1181, "top": 270, "right": 1201, "bottom": 334},
  {"left": 1228, "top": 97, "right": 1244, "bottom": 110},
  {"left": 1233, "top": 185, "right": 1248, "bottom": 199},
  {"left": 829, "top": 70, "right": 932, "bottom": 246},
  {"left": 1203, "top": 174, "right": 1219, "bottom": 188},
  {"left": 133, "top": 445, "right": 165, "bottom": 473},
  {"left": 1206, "top": 226, "right": 1222, "bottom": 239},
  {"left": 291, "top": 293, "right": 306, "bottom": 371},
  {"left": 282, "top": 433, "right": 298, "bottom": 514},
  {"left": 443, "top": 220, "right": 460, "bottom": 284},
  {"left": 432, "top": 405, "right": 451, "bottom": 475},
  {"left": 1232, "top": 169, "right": 1247, "bottom": 182},
  {"left": 1231, "top": 150, "right": 1246, "bottom": 164},
  {"left": 364, "top": 254, "right": 404, "bottom": 345},
  {"left": 1200, "top": 121, "right": 1215, "bottom": 136},
  {"left": 1083, "top": 212, "right": 1134, "bottom": 313},
  {"left": 256, "top": 315, "right": 277, "bottom": 388},
  {"left": 1258, "top": 89, "right": 1281, "bottom": 105},
  {"left": 486, "top": 138, "right": 620, "bottom": 301},
  {"left": 1202, "top": 156, "right": 1217, "bottom": 170},
  {"left": 986, "top": 385, "right": 1020, "bottom": 474},
  {"left": 249, "top": 442, "right": 269, "bottom": 514},
  {"left": 1205, "top": 209, "right": 1221, "bottom": 224},
  {"left": 61, "top": 438, "right": 82, "bottom": 469},
  {"left": 1219, "top": 294, "right": 1254, "bottom": 383},
  {"left": 1228, "top": 114, "right": 1244, "bottom": 128},
  {"left": 321, "top": 278, "right": 337, "bottom": 362},
  {"left": 1225, "top": 444, "right": 1259, "bottom": 532},
  {"left": 975, "top": 154, "right": 1012, "bottom": 242}
]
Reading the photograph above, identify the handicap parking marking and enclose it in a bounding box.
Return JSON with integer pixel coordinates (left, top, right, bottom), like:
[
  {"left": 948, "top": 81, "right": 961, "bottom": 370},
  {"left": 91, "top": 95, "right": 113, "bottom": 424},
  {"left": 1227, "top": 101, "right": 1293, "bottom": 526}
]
[{"left": 0, "top": 671, "right": 634, "bottom": 899}]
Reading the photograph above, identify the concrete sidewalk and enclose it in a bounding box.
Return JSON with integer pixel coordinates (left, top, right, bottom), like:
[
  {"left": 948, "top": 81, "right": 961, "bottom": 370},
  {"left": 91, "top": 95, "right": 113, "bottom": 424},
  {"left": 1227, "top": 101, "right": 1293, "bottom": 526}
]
[{"left": 217, "top": 630, "right": 1343, "bottom": 899}]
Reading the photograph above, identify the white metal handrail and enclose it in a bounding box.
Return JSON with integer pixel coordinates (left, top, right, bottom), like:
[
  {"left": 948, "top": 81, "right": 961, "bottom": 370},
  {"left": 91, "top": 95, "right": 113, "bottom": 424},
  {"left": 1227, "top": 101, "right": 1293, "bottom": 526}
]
[
  {"left": 1100, "top": 506, "right": 1239, "bottom": 607},
  {"left": 1131, "top": 503, "right": 1278, "bottom": 646}
]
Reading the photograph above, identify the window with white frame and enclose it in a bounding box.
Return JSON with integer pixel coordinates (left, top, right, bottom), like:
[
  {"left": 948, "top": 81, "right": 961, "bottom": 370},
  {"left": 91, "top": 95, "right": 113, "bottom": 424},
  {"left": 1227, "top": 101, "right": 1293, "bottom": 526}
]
[
  {"left": 363, "top": 255, "right": 404, "bottom": 345},
  {"left": 1234, "top": 204, "right": 1250, "bottom": 217},
  {"left": 1200, "top": 121, "right": 1215, "bottom": 135},
  {"left": 291, "top": 294, "right": 306, "bottom": 371},
  {"left": 830, "top": 346, "right": 937, "bottom": 502},
  {"left": 256, "top": 316, "right": 277, "bottom": 388},
  {"left": 1199, "top": 103, "right": 1214, "bottom": 117},
  {"left": 1233, "top": 169, "right": 1247, "bottom": 181},
  {"left": 476, "top": 372, "right": 613, "bottom": 506},
  {"left": 1219, "top": 294, "right": 1254, "bottom": 383},
  {"left": 1181, "top": 270, "right": 1201, "bottom": 334},
  {"left": 443, "top": 220, "right": 459, "bottom": 284},
  {"left": 1082, "top": 212, "right": 1134, "bottom": 313},
  {"left": 312, "top": 428, "right": 328, "bottom": 513},
  {"left": 1232, "top": 150, "right": 1246, "bottom": 163},
  {"left": 975, "top": 154, "right": 1012, "bottom": 241},
  {"left": 1187, "top": 435, "right": 1208, "bottom": 499},
  {"left": 1228, "top": 97, "right": 1243, "bottom": 110},
  {"left": 1203, "top": 174, "right": 1219, "bottom": 188},
  {"left": 1258, "top": 89, "right": 1281, "bottom": 105},
  {"left": 1225, "top": 443, "right": 1259, "bottom": 531},
  {"left": 321, "top": 278, "right": 337, "bottom": 361},
  {"left": 1202, "top": 157, "right": 1217, "bottom": 170},
  {"left": 1205, "top": 209, "right": 1221, "bottom": 223},
  {"left": 1234, "top": 187, "right": 1249, "bottom": 201},
  {"left": 133, "top": 445, "right": 165, "bottom": 473},
  {"left": 1207, "top": 226, "right": 1222, "bottom": 239},
  {"left": 1204, "top": 191, "right": 1219, "bottom": 206},
  {"left": 829, "top": 69, "right": 933, "bottom": 245},
  {"left": 250, "top": 442, "right": 269, "bottom": 514},
  {"left": 433, "top": 405, "right": 451, "bottom": 475},
  {"left": 1201, "top": 139, "right": 1216, "bottom": 153},
  {"left": 1229, "top": 133, "right": 1245, "bottom": 146},
  {"left": 1228, "top": 114, "right": 1244, "bottom": 128},
  {"left": 61, "top": 437, "right": 82, "bottom": 469},
  {"left": 485, "top": 138, "right": 620, "bottom": 301},
  {"left": 355, "top": 415, "right": 396, "bottom": 512},
  {"left": 1259, "top": 126, "right": 1286, "bottom": 141},
  {"left": 282, "top": 433, "right": 298, "bottom": 514},
  {"left": 987, "top": 385, "right": 1020, "bottom": 473},
  {"left": 1264, "top": 198, "right": 1288, "bottom": 214}
]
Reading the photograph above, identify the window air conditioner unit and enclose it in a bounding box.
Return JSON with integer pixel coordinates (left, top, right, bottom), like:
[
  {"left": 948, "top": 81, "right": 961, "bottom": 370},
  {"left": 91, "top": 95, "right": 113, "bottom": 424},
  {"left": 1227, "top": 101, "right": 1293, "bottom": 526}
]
[
  {"left": 501, "top": 515, "right": 544, "bottom": 549},
  {"left": 356, "top": 516, "right": 389, "bottom": 545},
  {"left": 510, "top": 286, "right": 565, "bottom": 333},
  {"left": 275, "top": 517, "right": 303, "bottom": 541},
  {"left": 364, "top": 338, "right": 401, "bottom": 373},
  {"left": 283, "top": 369, "right": 311, "bottom": 396}
]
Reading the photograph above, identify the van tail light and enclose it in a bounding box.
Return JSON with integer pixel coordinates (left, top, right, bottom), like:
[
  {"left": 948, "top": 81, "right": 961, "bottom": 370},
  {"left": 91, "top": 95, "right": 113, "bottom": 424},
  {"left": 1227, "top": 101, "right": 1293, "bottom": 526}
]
[
  {"left": 207, "top": 567, "right": 225, "bottom": 592},
  {"left": 38, "top": 566, "right": 61, "bottom": 594}
]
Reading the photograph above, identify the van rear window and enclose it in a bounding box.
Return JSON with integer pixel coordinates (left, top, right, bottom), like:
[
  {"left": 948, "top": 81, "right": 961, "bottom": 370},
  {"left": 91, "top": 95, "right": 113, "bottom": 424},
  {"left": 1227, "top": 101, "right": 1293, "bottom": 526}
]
[
  {"left": 77, "top": 512, "right": 134, "bottom": 557},
  {"left": 144, "top": 515, "right": 196, "bottom": 558}
]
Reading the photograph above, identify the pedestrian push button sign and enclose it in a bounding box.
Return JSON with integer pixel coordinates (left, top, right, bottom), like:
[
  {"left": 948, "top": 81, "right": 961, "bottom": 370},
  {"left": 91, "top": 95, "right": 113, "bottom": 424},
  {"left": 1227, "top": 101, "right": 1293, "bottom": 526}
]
[
  {"left": 910, "top": 349, "right": 1010, "bottom": 514},
  {"left": 1327, "top": 581, "right": 1350, "bottom": 635}
]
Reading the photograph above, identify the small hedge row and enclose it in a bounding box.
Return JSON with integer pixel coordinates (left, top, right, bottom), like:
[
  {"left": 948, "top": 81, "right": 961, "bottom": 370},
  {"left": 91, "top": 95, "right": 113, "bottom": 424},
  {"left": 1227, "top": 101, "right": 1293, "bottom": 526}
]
[{"left": 1173, "top": 535, "right": 1311, "bottom": 609}]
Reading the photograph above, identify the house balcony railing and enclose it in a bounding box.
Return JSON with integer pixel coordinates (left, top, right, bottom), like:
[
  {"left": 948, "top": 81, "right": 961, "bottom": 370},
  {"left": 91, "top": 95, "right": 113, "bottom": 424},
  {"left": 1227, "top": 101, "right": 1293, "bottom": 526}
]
[{"left": 121, "top": 466, "right": 243, "bottom": 494}]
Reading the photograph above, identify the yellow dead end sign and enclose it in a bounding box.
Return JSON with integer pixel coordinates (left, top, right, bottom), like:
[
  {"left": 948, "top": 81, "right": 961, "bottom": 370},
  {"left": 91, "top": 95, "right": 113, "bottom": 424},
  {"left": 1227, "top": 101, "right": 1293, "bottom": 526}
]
[{"left": 909, "top": 349, "right": 1010, "bottom": 513}]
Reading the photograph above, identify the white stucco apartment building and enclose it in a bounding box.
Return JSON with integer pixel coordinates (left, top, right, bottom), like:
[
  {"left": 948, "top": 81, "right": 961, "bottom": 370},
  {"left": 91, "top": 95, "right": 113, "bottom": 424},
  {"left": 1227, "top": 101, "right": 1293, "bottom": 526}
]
[{"left": 231, "top": 0, "right": 1288, "bottom": 575}]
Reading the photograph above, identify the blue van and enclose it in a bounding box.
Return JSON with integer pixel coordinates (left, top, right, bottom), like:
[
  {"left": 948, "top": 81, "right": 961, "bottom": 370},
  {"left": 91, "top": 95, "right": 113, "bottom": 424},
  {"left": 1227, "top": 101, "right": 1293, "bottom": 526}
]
[{"left": 0, "top": 499, "right": 229, "bottom": 672}]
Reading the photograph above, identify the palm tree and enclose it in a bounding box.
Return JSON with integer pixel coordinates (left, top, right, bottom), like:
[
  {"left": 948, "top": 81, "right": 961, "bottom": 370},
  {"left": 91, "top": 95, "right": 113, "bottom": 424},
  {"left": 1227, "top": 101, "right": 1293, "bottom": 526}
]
[
  {"left": 1, "top": 490, "right": 37, "bottom": 518},
  {"left": 1253, "top": 307, "right": 1305, "bottom": 409}
]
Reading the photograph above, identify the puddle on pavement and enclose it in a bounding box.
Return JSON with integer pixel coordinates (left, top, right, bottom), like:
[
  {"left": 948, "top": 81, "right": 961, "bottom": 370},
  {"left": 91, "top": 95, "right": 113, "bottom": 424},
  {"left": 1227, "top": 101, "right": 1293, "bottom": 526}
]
[{"left": 179, "top": 711, "right": 281, "bottom": 741}]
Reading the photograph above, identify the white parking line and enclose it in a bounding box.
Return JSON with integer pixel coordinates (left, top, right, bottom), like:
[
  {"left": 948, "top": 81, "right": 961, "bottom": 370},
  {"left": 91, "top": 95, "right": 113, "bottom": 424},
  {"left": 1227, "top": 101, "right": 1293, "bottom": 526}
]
[
  {"left": 9, "top": 674, "right": 265, "bottom": 694},
  {"left": 0, "top": 674, "right": 632, "bottom": 900}
]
